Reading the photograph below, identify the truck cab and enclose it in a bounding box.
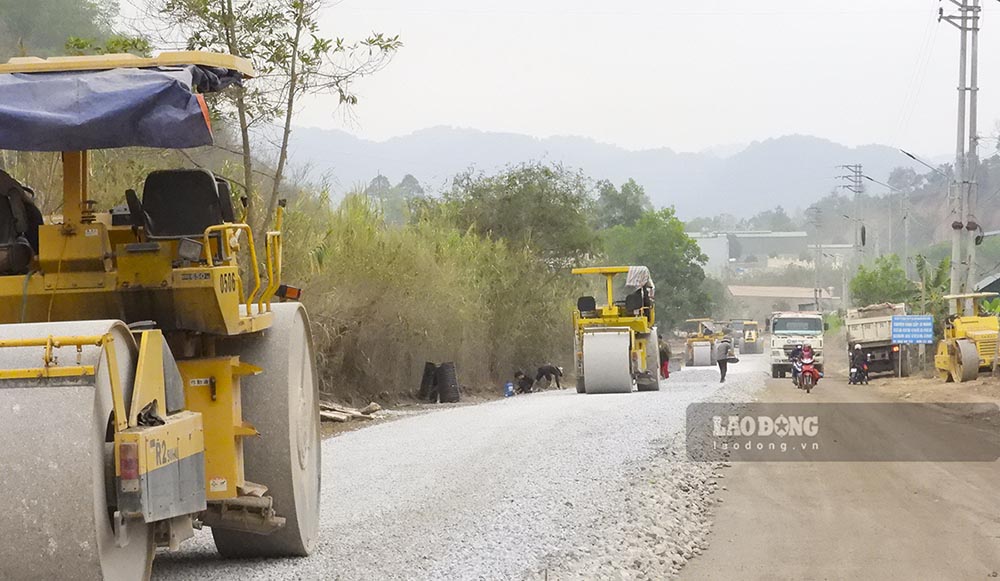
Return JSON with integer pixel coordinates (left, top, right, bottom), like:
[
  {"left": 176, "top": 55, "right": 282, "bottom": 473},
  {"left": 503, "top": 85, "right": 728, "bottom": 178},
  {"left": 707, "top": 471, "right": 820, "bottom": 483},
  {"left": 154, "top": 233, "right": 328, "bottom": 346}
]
[{"left": 769, "top": 311, "right": 825, "bottom": 378}]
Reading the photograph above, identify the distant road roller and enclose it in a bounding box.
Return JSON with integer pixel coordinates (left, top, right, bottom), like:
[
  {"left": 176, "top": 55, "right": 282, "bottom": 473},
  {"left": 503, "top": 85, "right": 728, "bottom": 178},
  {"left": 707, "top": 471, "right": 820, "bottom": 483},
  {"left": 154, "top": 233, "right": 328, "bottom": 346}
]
[
  {"left": 0, "top": 53, "right": 319, "bottom": 579},
  {"left": 572, "top": 266, "right": 658, "bottom": 393},
  {"left": 935, "top": 292, "right": 999, "bottom": 383},
  {"left": 683, "top": 318, "right": 722, "bottom": 367}
]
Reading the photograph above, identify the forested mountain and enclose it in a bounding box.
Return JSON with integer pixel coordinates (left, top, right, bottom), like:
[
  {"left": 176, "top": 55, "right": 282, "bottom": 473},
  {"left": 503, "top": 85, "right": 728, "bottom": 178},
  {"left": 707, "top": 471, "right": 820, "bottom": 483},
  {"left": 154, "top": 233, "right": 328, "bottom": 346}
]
[{"left": 287, "top": 126, "right": 926, "bottom": 217}]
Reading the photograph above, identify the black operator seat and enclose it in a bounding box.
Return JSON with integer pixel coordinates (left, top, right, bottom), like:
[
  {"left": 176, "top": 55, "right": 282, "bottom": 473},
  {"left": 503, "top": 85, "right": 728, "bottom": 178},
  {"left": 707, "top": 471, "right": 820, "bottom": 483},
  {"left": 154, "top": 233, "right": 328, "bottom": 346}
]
[
  {"left": 140, "top": 169, "right": 226, "bottom": 239},
  {"left": 577, "top": 296, "right": 597, "bottom": 316},
  {"left": 624, "top": 290, "right": 643, "bottom": 314}
]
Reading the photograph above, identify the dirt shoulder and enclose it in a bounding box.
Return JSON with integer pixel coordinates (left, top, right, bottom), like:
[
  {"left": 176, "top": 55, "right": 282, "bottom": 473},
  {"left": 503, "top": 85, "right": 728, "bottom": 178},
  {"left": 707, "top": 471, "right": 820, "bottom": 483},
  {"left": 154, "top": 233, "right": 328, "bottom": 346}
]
[
  {"left": 864, "top": 370, "right": 1000, "bottom": 406},
  {"left": 681, "top": 376, "right": 1000, "bottom": 580}
]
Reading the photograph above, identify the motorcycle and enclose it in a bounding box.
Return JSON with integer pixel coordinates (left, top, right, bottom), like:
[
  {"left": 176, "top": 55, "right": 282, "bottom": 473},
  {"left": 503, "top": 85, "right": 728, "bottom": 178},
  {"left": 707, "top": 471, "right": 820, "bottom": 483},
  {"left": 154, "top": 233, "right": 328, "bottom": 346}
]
[
  {"left": 849, "top": 362, "right": 869, "bottom": 385},
  {"left": 798, "top": 355, "right": 821, "bottom": 393}
]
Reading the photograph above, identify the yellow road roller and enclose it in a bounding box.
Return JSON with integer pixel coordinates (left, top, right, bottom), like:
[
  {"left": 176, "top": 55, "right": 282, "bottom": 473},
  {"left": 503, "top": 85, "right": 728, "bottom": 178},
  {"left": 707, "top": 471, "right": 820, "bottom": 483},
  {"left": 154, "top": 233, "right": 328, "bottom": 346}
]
[
  {"left": 572, "top": 266, "right": 658, "bottom": 393},
  {"left": 683, "top": 318, "right": 722, "bottom": 367},
  {"left": 0, "top": 52, "right": 320, "bottom": 580},
  {"left": 935, "top": 292, "right": 999, "bottom": 383}
]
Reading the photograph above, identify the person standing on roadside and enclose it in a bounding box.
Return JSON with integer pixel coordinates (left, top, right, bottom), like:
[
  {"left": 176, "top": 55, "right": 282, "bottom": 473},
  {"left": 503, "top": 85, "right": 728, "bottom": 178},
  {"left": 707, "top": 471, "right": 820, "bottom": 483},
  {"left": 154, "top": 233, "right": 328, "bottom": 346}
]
[
  {"left": 715, "top": 336, "right": 733, "bottom": 383},
  {"left": 658, "top": 334, "right": 671, "bottom": 379}
]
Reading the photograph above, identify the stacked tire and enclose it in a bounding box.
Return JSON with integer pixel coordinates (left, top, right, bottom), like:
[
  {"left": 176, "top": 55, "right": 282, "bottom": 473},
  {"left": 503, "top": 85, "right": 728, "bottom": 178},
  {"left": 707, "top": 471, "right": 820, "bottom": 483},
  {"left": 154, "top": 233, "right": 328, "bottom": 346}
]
[
  {"left": 418, "top": 361, "right": 461, "bottom": 403},
  {"left": 435, "top": 362, "right": 461, "bottom": 403}
]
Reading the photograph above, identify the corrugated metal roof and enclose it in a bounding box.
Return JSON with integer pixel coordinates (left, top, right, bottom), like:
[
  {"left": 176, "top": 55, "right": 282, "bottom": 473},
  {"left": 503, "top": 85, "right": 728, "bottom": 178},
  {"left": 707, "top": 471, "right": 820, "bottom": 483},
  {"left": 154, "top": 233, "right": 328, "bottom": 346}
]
[{"left": 690, "top": 230, "right": 808, "bottom": 239}]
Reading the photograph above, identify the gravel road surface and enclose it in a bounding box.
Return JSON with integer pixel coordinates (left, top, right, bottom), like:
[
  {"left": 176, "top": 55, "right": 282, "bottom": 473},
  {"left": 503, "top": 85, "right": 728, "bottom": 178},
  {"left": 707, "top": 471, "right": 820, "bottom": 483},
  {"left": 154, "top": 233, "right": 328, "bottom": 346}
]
[{"left": 153, "top": 356, "right": 768, "bottom": 580}]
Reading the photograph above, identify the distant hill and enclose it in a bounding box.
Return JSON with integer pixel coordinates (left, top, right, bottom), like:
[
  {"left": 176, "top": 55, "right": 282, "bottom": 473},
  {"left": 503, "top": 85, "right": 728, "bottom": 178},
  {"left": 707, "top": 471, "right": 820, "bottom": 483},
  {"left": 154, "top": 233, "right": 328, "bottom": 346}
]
[{"left": 286, "top": 126, "right": 927, "bottom": 218}]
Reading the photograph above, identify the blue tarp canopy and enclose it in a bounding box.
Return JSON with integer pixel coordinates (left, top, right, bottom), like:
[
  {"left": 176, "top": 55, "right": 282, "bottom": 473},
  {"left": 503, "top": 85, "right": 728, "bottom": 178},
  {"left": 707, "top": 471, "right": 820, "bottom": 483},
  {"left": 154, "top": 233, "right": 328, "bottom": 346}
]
[{"left": 0, "top": 65, "right": 240, "bottom": 151}]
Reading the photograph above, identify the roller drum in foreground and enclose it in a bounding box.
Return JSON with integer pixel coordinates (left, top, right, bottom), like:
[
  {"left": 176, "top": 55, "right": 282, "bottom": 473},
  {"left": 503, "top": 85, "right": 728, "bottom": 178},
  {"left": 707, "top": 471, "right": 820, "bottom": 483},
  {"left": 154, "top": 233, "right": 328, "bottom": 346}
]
[
  {"left": 582, "top": 330, "right": 633, "bottom": 394},
  {"left": 213, "top": 302, "right": 321, "bottom": 557},
  {"left": 0, "top": 321, "right": 153, "bottom": 581}
]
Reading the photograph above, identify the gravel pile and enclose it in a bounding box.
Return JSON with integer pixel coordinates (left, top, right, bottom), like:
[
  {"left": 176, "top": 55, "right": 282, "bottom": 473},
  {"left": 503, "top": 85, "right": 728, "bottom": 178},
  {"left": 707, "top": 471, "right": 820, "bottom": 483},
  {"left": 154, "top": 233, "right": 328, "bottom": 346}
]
[{"left": 153, "top": 358, "right": 767, "bottom": 581}]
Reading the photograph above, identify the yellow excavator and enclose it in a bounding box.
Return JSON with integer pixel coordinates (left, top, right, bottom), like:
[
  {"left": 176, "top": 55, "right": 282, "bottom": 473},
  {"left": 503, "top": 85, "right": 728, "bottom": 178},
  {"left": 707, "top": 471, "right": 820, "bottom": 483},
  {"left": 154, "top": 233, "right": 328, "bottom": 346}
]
[
  {"left": 572, "top": 266, "right": 658, "bottom": 393},
  {"left": 0, "top": 52, "right": 319, "bottom": 579},
  {"left": 935, "top": 292, "right": 999, "bottom": 382}
]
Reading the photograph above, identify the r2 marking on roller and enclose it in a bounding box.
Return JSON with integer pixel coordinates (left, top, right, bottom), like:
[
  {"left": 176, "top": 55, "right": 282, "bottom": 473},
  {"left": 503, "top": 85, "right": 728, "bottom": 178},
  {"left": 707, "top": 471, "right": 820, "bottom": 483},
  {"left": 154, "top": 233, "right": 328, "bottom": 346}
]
[
  {"left": 150, "top": 439, "right": 178, "bottom": 466},
  {"left": 219, "top": 272, "right": 237, "bottom": 294}
]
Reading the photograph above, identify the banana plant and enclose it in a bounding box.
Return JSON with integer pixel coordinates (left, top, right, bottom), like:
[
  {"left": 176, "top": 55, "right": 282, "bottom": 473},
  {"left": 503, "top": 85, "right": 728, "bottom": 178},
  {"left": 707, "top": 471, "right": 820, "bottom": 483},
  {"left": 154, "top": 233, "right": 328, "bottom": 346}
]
[{"left": 914, "top": 255, "right": 950, "bottom": 338}]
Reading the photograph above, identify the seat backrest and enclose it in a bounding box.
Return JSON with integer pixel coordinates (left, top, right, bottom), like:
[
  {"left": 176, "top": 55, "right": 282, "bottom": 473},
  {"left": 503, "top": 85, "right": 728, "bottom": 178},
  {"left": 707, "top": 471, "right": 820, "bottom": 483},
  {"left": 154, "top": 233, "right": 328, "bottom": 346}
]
[
  {"left": 577, "top": 296, "right": 597, "bottom": 313},
  {"left": 214, "top": 177, "right": 236, "bottom": 223},
  {"left": 142, "top": 169, "right": 224, "bottom": 238},
  {"left": 625, "top": 290, "right": 643, "bottom": 313}
]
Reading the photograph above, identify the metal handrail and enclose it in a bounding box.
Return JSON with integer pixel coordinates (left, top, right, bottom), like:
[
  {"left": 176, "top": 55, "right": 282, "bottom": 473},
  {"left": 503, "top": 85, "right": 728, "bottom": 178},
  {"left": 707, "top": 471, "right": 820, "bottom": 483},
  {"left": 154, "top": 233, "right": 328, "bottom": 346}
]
[
  {"left": 0, "top": 334, "right": 128, "bottom": 431},
  {"left": 202, "top": 224, "right": 262, "bottom": 314}
]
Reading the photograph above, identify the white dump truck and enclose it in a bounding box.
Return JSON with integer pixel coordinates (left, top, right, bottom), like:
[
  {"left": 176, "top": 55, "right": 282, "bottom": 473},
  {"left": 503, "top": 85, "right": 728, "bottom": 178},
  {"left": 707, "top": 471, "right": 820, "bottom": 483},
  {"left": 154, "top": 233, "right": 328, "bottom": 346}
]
[
  {"left": 768, "top": 311, "right": 826, "bottom": 378},
  {"left": 845, "top": 303, "right": 910, "bottom": 377}
]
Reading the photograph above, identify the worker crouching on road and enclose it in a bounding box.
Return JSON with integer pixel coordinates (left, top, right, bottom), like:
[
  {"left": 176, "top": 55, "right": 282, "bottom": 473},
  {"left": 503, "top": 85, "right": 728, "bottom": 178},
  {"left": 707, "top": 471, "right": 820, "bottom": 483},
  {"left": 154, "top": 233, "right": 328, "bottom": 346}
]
[
  {"left": 715, "top": 336, "right": 733, "bottom": 383},
  {"left": 534, "top": 364, "right": 563, "bottom": 389},
  {"left": 513, "top": 370, "right": 534, "bottom": 394},
  {"left": 658, "top": 334, "right": 671, "bottom": 379}
]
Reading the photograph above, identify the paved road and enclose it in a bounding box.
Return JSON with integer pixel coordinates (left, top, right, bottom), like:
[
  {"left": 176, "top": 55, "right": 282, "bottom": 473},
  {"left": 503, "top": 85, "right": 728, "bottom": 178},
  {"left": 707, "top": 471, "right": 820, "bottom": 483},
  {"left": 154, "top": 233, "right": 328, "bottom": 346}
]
[
  {"left": 153, "top": 357, "right": 767, "bottom": 580},
  {"left": 682, "top": 376, "right": 1000, "bottom": 580}
]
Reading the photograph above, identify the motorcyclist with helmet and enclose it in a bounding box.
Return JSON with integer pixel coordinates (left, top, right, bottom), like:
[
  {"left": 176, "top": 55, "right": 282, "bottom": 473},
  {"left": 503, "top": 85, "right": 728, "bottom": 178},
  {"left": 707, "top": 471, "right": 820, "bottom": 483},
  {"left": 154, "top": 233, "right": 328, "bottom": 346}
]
[
  {"left": 789, "top": 343, "right": 804, "bottom": 385},
  {"left": 850, "top": 344, "right": 869, "bottom": 385}
]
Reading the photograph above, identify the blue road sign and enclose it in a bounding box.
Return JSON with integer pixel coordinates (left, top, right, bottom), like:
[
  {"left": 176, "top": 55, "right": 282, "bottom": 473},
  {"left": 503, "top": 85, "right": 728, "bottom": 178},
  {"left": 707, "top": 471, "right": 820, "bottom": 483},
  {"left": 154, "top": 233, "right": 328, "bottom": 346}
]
[{"left": 891, "top": 315, "right": 935, "bottom": 344}]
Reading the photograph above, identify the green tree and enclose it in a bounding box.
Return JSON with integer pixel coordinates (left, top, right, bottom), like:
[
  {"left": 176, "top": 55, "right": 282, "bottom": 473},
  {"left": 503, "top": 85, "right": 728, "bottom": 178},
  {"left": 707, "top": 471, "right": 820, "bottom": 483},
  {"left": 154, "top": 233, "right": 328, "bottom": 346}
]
[
  {"left": 595, "top": 178, "right": 652, "bottom": 229},
  {"left": 850, "top": 254, "right": 917, "bottom": 307},
  {"left": 915, "top": 255, "right": 950, "bottom": 336},
  {"left": 0, "top": 0, "right": 117, "bottom": 59},
  {"left": 443, "top": 162, "right": 600, "bottom": 267},
  {"left": 746, "top": 205, "right": 795, "bottom": 231},
  {"left": 364, "top": 174, "right": 424, "bottom": 225},
  {"left": 155, "top": 0, "right": 401, "bottom": 241},
  {"left": 603, "top": 208, "right": 710, "bottom": 329}
]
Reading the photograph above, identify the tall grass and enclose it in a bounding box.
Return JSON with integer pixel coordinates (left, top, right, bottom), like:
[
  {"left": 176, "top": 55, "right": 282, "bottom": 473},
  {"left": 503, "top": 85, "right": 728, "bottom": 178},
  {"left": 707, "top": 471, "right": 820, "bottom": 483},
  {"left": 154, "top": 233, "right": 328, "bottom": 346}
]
[{"left": 285, "top": 193, "right": 578, "bottom": 402}]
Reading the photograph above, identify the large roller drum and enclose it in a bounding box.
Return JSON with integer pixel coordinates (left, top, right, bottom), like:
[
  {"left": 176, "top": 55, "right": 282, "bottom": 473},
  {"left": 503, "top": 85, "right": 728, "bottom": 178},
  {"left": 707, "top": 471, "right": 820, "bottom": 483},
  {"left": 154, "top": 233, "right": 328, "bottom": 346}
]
[
  {"left": 637, "top": 329, "right": 660, "bottom": 392},
  {"left": 691, "top": 342, "right": 713, "bottom": 366},
  {"left": 582, "top": 329, "right": 633, "bottom": 394},
  {"left": 954, "top": 339, "right": 980, "bottom": 383},
  {"left": 0, "top": 320, "right": 154, "bottom": 581},
  {"left": 213, "top": 302, "right": 321, "bottom": 557}
]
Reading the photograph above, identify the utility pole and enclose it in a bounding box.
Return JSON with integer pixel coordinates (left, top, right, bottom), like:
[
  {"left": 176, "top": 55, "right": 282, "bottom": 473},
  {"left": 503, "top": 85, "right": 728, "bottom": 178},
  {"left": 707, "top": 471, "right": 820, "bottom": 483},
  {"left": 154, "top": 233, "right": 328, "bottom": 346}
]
[
  {"left": 940, "top": 0, "right": 981, "bottom": 311},
  {"left": 965, "top": 0, "right": 982, "bottom": 294},
  {"left": 903, "top": 189, "right": 911, "bottom": 279},
  {"left": 838, "top": 163, "right": 865, "bottom": 261},
  {"left": 808, "top": 206, "right": 822, "bottom": 311}
]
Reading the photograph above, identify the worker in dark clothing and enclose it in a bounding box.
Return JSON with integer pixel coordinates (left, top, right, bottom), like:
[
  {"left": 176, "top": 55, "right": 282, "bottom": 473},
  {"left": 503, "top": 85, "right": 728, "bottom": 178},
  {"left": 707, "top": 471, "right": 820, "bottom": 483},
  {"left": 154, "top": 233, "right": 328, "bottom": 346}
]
[
  {"left": 534, "top": 364, "right": 563, "bottom": 389},
  {"left": 513, "top": 370, "right": 534, "bottom": 394},
  {"left": 715, "top": 337, "right": 733, "bottom": 383},
  {"left": 658, "top": 334, "right": 671, "bottom": 379}
]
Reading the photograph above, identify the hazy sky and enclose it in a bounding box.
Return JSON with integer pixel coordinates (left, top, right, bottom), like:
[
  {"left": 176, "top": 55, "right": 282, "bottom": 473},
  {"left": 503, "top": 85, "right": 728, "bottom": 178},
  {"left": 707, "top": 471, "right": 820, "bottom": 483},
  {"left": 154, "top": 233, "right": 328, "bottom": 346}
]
[{"left": 286, "top": 0, "right": 1000, "bottom": 156}]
